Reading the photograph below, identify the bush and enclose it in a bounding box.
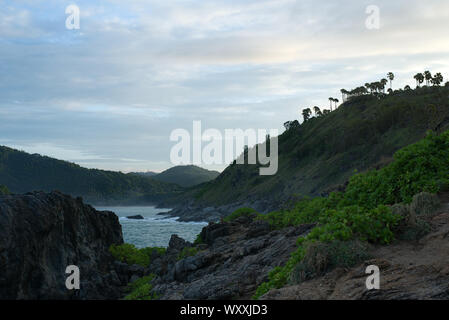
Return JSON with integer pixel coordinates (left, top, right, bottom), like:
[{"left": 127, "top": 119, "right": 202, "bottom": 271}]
[
  {"left": 223, "top": 207, "right": 258, "bottom": 222},
  {"left": 343, "top": 131, "right": 449, "bottom": 207},
  {"left": 193, "top": 233, "right": 203, "bottom": 245},
  {"left": 124, "top": 274, "right": 159, "bottom": 300},
  {"left": 289, "top": 240, "right": 371, "bottom": 284},
  {"left": 177, "top": 247, "right": 199, "bottom": 261},
  {"left": 0, "top": 185, "right": 10, "bottom": 195},
  {"left": 398, "top": 219, "right": 431, "bottom": 241},
  {"left": 410, "top": 192, "right": 440, "bottom": 217},
  {"left": 109, "top": 244, "right": 165, "bottom": 267}
]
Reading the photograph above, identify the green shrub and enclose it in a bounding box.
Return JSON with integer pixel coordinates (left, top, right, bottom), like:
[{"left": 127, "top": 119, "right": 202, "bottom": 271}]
[
  {"left": 193, "top": 233, "right": 203, "bottom": 245},
  {"left": 177, "top": 247, "right": 199, "bottom": 261},
  {"left": 289, "top": 240, "right": 371, "bottom": 284},
  {"left": 109, "top": 244, "right": 165, "bottom": 267},
  {"left": 0, "top": 185, "right": 10, "bottom": 195},
  {"left": 398, "top": 219, "right": 431, "bottom": 241},
  {"left": 410, "top": 192, "right": 440, "bottom": 217},
  {"left": 124, "top": 274, "right": 159, "bottom": 300},
  {"left": 343, "top": 131, "right": 449, "bottom": 207},
  {"left": 223, "top": 207, "right": 258, "bottom": 222}
]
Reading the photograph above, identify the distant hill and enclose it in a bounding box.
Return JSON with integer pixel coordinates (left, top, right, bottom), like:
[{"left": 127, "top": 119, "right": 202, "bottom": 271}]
[
  {"left": 0, "top": 147, "right": 182, "bottom": 205},
  {"left": 183, "top": 85, "right": 449, "bottom": 209},
  {"left": 129, "top": 171, "right": 158, "bottom": 177},
  {"left": 150, "top": 165, "right": 220, "bottom": 187}
]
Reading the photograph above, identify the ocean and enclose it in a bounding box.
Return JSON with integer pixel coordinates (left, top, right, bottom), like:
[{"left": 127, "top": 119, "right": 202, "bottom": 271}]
[{"left": 95, "top": 206, "right": 208, "bottom": 248}]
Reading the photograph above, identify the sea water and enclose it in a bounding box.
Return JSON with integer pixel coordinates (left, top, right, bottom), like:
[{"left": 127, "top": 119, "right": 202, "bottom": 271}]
[{"left": 96, "top": 206, "right": 207, "bottom": 248}]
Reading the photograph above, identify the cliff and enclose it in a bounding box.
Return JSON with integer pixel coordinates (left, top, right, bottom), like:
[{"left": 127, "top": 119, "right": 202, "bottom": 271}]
[{"left": 0, "top": 191, "right": 127, "bottom": 299}]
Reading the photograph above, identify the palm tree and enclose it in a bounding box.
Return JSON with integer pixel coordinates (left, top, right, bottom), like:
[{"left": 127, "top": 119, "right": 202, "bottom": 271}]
[
  {"left": 322, "top": 109, "right": 330, "bottom": 116},
  {"left": 313, "top": 106, "right": 322, "bottom": 117},
  {"left": 328, "top": 97, "right": 333, "bottom": 111},
  {"left": 424, "top": 71, "right": 432, "bottom": 86},
  {"left": 414, "top": 73, "right": 424, "bottom": 87},
  {"left": 387, "top": 72, "right": 394, "bottom": 90},
  {"left": 334, "top": 98, "right": 339, "bottom": 109},
  {"left": 432, "top": 73, "right": 444, "bottom": 86},
  {"left": 380, "top": 78, "right": 388, "bottom": 93},
  {"left": 302, "top": 108, "right": 312, "bottom": 122}
]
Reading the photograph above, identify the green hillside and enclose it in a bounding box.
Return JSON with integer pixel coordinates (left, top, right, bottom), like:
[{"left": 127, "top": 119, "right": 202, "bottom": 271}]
[
  {"left": 150, "top": 165, "right": 220, "bottom": 187},
  {"left": 0, "top": 147, "right": 182, "bottom": 204},
  {"left": 189, "top": 85, "right": 449, "bottom": 208}
]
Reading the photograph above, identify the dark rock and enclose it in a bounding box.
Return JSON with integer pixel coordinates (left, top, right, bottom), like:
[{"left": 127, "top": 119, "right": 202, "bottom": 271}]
[
  {"left": 126, "top": 215, "right": 144, "bottom": 220},
  {"left": 150, "top": 216, "right": 313, "bottom": 299},
  {"left": 0, "top": 191, "right": 124, "bottom": 299}
]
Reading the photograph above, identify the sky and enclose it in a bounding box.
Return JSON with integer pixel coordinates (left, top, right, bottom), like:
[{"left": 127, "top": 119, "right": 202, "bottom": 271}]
[{"left": 1, "top": 0, "right": 449, "bottom": 173}]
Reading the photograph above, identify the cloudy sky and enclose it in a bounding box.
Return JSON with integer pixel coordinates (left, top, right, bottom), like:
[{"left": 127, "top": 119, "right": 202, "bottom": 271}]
[{"left": 1, "top": 0, "right": 449, "bottom": 172}]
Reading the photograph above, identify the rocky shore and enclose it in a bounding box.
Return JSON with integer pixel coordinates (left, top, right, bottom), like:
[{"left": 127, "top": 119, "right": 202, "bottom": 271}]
[{"left": 0, "top": 191, "right": 144, "bottom": 299}]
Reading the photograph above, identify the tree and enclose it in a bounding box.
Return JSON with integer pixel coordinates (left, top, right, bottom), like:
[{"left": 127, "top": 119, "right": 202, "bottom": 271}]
[
  {"left": 424, "top": 71, "right": 432, "bottom": 86},
  {"left": 334, "top": 98, "right": 339, "bottom": 109},
  {"left": 341, "top": 89, "right": 348, "bottom": 102},
  {"left": 387, "top": 88, "right": 393, "bottom": 94},
  {"left": 313, "top": 106, "right": 322, "bottom": 117},
  {"left": 387, "top": 72, "right": 394, "bottom": 90},
  {"left": 302, "top": 108, "right": 312, "bottom": 122},
  {"left": 414, "top": 73, "right": 424, "bottom": 88},
  {"left": 404, "top": 85, "right": 411, "bottom": 91},
  {"left": 431, "top": 73, "right": 444, "bottom": 86},
  {"left": 380, "top": 78, "right": 388, "bottom": 93},
  {"left": 322, "top": 109, "right": 331, "bottom": 116},
  {"left": 328, "top": 97, "right": 334, "bottom": 111}
]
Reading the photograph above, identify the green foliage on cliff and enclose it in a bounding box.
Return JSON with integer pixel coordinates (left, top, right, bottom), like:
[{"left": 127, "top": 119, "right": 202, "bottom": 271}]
[
  {"left": 253, "top": 129, "right": 449, "bottom": 299},
  {"left": 0, "top": 185, "right": 10, "bottom": 195},
  {"left": 223, "top": 207, "right": 257, "bottom": 222},
  {"left": 124, "top": 274, "right": 159, "bottom": 300},
  {"left": 177, "top": 247, "right": 200, "bottom": 261},
  {"left": 0, "top": 146, "right": 182, "bottom": 204},
  {"left": 109, "top": 244, "right": 166, "bottom": 267},
  {"left": 189, "top": 85, "right": 449, "bottom": 207}
]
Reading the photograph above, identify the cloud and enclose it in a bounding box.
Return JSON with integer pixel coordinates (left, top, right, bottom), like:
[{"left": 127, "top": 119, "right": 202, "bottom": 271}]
[{"left": 1, "top": 0, "right": 449, "bottom": 172}]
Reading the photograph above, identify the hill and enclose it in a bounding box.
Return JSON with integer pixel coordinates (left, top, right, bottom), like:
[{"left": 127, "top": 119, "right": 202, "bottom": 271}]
[
  {"left": 149, "top": 165, "right": 220, "bottom": 187},
  {"left": 0, "top": 147, "right": 182, "bottom": 205},
  {"left": 128, "top": 171, "right": 158, "bottom": 177},
  {"left": 180, "top": 85, "right": 449, "bottom": 212}
]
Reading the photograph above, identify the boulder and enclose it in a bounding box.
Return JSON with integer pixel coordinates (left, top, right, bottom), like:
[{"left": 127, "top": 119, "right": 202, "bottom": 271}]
[{"left": 0, "top": 191, "right": 124, "bottom": 299}]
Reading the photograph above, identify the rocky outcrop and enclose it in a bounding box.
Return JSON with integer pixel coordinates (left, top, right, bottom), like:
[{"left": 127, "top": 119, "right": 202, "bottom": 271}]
[
  {"left": 126, "top": 215, "right": 144, "bottom": 220},
  {"left": 148, "top": 214, "right": 315, "bottom": 299},
  {"left": 162, "top": 199, "right": 274, "bottom": 223},
  {"left": 0, "top": 191, "right": 127, "bottom": 299}
]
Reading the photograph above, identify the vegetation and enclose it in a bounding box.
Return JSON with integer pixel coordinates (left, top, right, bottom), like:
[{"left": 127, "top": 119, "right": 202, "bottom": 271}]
[
  {"left": 0, "top": 185, "right": 10, "bottom": 195},
  {"left": 0, "top": 146, "right": 182, "bottom": 204},
  {"left": 289, "top": 240, "right": 371, "bottom": 284},
  {"left": 124, "top": 274, "right": 159, "bottom": 300},
  {"left": 177, "top": 247, "right": 200, "bottom": 261},
  {"left": 223, "top": 207, "right": 257, "bottom": 222},
  {"left": 147, "top": 165, "right": 220, "bottom": 188},
  {"left": 252, "top": 129, "right": 449, "bottom": 299},
  {"left": 109, "top": 243, "right": 166, "bottom": 267},
  {"left": 187, "top": 83, "right": 449, "bottom": 208}
]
